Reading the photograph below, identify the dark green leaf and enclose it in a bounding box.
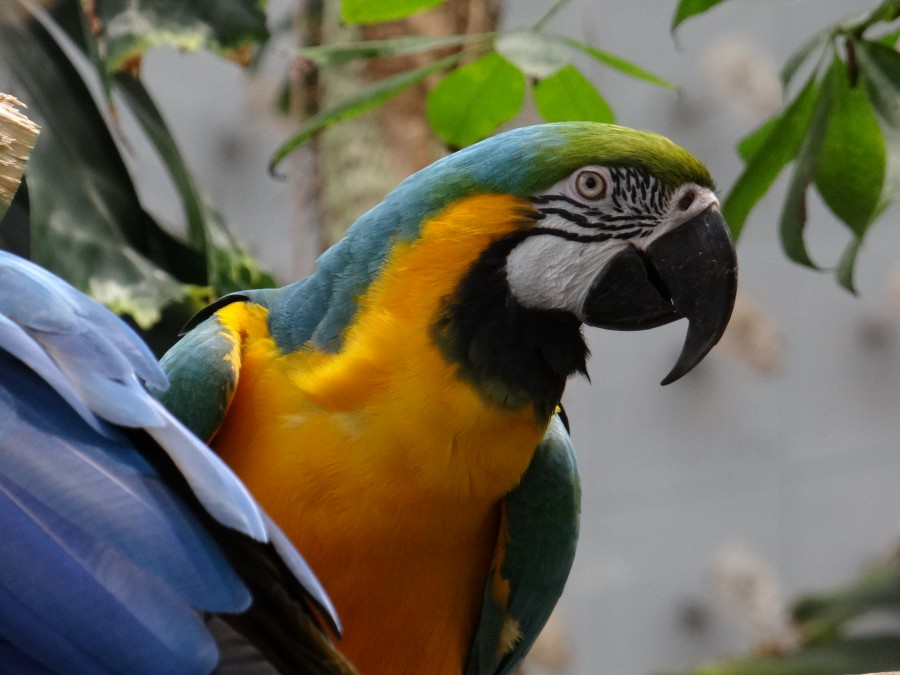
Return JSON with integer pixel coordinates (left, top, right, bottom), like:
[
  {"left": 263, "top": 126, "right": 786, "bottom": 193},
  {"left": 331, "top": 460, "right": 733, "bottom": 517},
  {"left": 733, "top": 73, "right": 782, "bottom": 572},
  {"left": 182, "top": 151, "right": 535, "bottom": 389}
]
[
  {"left": 201, "top": 199, "right": 276, "bottom": 294},
  {"left": 297, "top": 33, "right": 493, "bottom": 66},
  {"left": 722, "top": 74, "right": 821, "bottom": 240},
  {"left": 684, "top": 635, "right": 900, "bottom": 675},
  {"left": 877, "top": 28, "right": 900, "bottom": 46},
  {"left": 813, "top": 54, "right": 886, "bottom": 237},
  {"left": 671, "top": 0, "right": 730, "bottom": 31},
  {"left": 113, "top": 73, "right": 273, "bottom": 294},
  {"left": 857, "top": 39, "right": 900, "bottom": 206},
  {"left": 736, "top": 116, "right": 780, "bottom": 163},
  {"left": 533, "top": 64, "right": 614, "bottom": 123},
  {"left": 426, "top": 52, "right": 525, "bottom": 148},
  {"left": 341, "top": 0, "right": 445, "bottom": 24},
  {"left": 272, "top": 53, "right": 459, "bottom": 170},
  {"left": 495, "top": 29, "right": 569, "bottom": 79},
  {"left": 557, "top": 36, "right": 675, "bottom": 88},
  {"left": 835, "top": 237, "right": 862, "bottom": 293},
  {"left": 91, "top": 0, "right": 269, "bottom": 72},
  {"left": 781, "top": 26, "right": 831, "bottom": 87},
  {"left": 0, "top": 10, "right": 206, "bottom": 327},
  {"left": 113, "top": 73, "right": 207, "bottom": 249},
  {"left": 778, "top": 63, "right": 836, "bottom": 269},
  {"left": 794, "top": 555, "right": 900, "bottom": 630}
]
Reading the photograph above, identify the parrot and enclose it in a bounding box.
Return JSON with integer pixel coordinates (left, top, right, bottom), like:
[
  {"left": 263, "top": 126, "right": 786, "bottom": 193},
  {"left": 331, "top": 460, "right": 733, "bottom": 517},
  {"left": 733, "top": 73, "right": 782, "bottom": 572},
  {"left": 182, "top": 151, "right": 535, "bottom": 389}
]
[
  {"left": 157, "top": 121, "right": 738, "bottom": 674},
  {"left": 0, "top": 249, "right": 357, "bottom": 674}
]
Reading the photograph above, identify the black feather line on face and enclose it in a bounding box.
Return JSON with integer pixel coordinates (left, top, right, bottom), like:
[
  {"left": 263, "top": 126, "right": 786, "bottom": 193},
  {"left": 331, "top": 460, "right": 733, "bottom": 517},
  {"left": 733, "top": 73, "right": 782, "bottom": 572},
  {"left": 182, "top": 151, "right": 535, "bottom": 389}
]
[
  {"left": 532, "top": 167, "right": 671, "bottom": 237},
  {"left": 431, "top": 228, "right": 589, "bottom": 423}
]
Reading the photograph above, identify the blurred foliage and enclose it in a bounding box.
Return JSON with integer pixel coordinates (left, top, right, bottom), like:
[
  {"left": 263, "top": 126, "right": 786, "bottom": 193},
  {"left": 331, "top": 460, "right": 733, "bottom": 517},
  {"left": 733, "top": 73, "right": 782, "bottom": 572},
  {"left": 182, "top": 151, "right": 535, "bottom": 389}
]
[
  {"left": 0, "top": 0, "right": 273, "bottom": 333},
  {"left": 710, "top": 0, "right": 900, "bottom": 292},
  {"left": 675, "top": 547, "right": 900, "bottom": 675},
  {"left": 275, "top": 0, "right": 672, "bottom": 160}
]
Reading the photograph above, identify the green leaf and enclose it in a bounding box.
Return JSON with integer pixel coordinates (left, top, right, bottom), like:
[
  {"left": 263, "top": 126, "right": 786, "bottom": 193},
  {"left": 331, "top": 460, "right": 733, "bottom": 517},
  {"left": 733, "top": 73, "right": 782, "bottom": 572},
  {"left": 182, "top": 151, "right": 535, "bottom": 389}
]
[
  {"left": 835, "top": 237, "right": 862, "bottom": 293},
  {"left": 271, "top": 53, "right": 460, "bottom": 171},
  {"left": 426, "top": 52, "right": 525, "bottom": 148},
  {"left": 781, "top": 26, "right": 832, "bottom": 87},
  {"left": 297, "top": 33, "right": 493, "bottom": 66},
  {"left": 857, "top": 39, "right": 900, "bottom": 205},
  {"left": 533, "top": 64, "right": 614, "bottom": 123},
  {"left": 736, "top": 116, "right": 780, "bottom": 163},
  {"left": 778, "top": 63, "right": 836, "bottom": 269},
  {"left": 877, "top": 28, "right": 900, "bottom": 46},
  {"left": 793, "top": 554, "right": 900, "bottom": 632},
  {"left": 686, "top": 635, "right": 900, "bottom": 675},
  {"left": 0, "top": 10, "right": 206, "bottom": 327},
  {"left": 813, "top": 54, "right": 886, "bottom": 238},
  {"left": 113, "top": 73, "right": 207, "bottom": 249},
  {"left": 556, "top": 36, "right": 675, "bottom": 89},
  {"left": 495, "top": 29, "right": 569, "bottom": 79},
  {"left": 671, "top": 0, "right": 730, "bottom": 31},
  {"left": 341, "top": 0, "right": 445, "bottom": 24},
  {"left": 113, "top": 73, "right": 273, "bottom": 294},
  {"left": 722, "top": 73, "right": 821, "bottom": 240},
  {"left": 90, "top": 0, "right": 269, "bottom": 72}
]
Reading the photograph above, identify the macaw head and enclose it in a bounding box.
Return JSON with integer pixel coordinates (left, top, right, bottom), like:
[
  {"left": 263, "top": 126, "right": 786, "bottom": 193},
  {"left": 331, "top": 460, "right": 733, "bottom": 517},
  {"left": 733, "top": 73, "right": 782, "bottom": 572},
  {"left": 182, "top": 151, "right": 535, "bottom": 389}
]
[
  {"left": 494, "top": 124, "right": 737, "bottom": 385},
  {"left": 268, "top": 122, "right": 736, "bottom": 412}
]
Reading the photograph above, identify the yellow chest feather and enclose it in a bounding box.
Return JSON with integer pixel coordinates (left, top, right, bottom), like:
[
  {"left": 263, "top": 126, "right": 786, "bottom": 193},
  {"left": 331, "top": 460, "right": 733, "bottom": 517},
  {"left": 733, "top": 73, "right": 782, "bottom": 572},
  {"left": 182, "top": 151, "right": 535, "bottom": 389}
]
[{"left": 211, "top": 194, "right": 546, "bottom": 672}]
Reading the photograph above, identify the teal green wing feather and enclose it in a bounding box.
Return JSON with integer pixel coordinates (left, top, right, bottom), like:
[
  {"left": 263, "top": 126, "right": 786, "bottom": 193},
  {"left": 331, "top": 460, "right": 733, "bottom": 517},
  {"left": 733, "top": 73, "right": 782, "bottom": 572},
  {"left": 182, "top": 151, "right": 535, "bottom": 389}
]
[
  {"left": 155, "top": 295, "right": 251, "bottom": 442},
  {"left": 466, "top": 412, "right": 581, "bottom": 675}
]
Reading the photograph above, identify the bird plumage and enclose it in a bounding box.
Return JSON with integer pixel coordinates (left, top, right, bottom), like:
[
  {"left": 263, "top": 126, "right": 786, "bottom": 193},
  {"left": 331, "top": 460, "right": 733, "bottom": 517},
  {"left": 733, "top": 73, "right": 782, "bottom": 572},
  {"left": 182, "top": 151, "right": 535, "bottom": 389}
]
[{"left": 157, "top": 122, "right": 737, "bottom": 673}]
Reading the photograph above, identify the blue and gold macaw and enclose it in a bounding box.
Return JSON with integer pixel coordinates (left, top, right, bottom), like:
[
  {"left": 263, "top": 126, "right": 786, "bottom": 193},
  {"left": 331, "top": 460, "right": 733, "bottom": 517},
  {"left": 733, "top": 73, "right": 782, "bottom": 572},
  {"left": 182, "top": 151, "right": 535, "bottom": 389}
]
[
  {"left": 0, "top": 250, "right": 356, "bottom": 674},
  {"left": 158, "top": 122, "right": 738, "bottom": 674}
]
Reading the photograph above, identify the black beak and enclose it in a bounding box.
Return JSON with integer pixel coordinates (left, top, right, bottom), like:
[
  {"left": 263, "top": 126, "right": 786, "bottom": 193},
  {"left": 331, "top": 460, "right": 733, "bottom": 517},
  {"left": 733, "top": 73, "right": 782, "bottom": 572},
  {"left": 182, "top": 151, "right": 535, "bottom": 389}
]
[{"left": 582, "top": 206, "right": 737, "bottom": 385}]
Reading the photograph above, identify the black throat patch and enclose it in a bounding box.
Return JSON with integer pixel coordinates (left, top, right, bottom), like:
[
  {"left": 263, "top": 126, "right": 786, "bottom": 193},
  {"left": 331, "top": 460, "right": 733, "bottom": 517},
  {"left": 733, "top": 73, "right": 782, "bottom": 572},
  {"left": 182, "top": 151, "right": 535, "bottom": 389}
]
[{"left": 431, "top": 229, "right": 589, "bottom": 423}]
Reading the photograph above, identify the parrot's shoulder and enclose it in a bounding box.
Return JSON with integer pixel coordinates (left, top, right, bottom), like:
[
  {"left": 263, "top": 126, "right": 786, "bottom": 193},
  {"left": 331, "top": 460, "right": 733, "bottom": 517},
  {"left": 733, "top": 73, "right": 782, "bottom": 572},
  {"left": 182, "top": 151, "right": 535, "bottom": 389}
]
[
  {"left": 467, "top": 411, "right": 581, "bottom": 675},
  {"left": 157, "top": 290, "right": 276, "bottom": 442}
]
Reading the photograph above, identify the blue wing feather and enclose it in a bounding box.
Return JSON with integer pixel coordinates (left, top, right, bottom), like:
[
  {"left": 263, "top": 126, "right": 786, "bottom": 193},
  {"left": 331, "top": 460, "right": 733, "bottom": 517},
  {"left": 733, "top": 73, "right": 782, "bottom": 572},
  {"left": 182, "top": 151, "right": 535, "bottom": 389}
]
[
  {"left": 466, "top": 413, "right": 581, "bottom": 675},
  {"left": 0, "top": 251, "right": 350, "bottom": 674}
]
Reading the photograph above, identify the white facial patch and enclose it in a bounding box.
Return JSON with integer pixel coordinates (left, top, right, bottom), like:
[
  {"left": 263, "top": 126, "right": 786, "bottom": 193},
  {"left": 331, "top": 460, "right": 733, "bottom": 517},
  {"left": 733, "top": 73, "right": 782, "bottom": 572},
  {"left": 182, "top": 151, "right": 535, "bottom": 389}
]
[
  {"left": 504, "top": 168, "right": 720, "bottom": 320},
  {"left": 505, "top": 231, "right": 629, "bottom": 316}
]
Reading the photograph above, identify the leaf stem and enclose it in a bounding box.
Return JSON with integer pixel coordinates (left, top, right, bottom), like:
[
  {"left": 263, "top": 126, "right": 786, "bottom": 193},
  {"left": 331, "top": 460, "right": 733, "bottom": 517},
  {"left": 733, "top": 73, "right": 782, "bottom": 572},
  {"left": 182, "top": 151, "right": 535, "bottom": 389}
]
[{"left": 533, "top": 0, "right": 570, "bottom": 30}]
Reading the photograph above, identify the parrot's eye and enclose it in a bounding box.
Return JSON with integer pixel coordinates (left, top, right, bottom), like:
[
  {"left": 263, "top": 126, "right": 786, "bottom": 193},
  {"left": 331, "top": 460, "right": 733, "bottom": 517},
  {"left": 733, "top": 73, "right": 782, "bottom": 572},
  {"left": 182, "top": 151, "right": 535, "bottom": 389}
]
[{"left": 574, "top": 170, "right": 607, "bottom": 200}]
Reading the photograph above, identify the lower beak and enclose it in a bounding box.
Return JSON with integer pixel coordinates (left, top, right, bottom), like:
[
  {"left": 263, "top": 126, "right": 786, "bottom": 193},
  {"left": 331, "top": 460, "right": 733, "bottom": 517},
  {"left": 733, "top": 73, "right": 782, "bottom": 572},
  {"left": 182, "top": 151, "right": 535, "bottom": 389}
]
[{"left": 581, "top": 206, "right": 738, "bottom": 385}]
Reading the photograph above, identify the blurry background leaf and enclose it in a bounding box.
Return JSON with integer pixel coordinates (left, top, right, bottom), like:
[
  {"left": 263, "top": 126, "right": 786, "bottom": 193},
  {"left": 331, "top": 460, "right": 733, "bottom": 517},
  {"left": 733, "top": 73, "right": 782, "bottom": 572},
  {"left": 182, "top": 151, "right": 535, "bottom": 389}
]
[
  {"left": 426, "top": 52, "right": 525, "bottom": 147},
  {"left": 495, "top": 29, "right": 569, "bottom": 79},
  {"left": 341, "top": 0, "right": 446, "bottom": 25},
  {"left": 722, "top": 75, "right": 821, "bottom": 240},
  {"left": 558, "top": 36, "right": 675, "bottom": 88},
  {"left": 113, "top": 72, "right": 274, "bottom": 293},
  {"left": 684, "top": 636, "right": 900, "bottom": 675},
  {"left": 813, "top": 55, "right": 886, "bottom": 238},
  {"left": 0, "top": 11, "right": 205, "bottom": 328},
  {"left": 780, "top": 26, "right": 831, "bottom": 87},
  {"left": 671, "top": 0, "right": 731, "bottom": 31},
  {"left": 533, "top": 64, "right": 614, "bottom": 123},
  {"left": 89, "top": 0, "right": 269, "bottom": 73},
  {"left": 297, "top": 33, "right": 492, "bottom": 66},
  {"left": 777, "top": 61, "right": 835, "bottom": 270},
  {"left": 271, "top": 53, "right": 460, "bottom": 171},
  {"left": 858, "top": 39, "right": 900, "bottom": 207},
  {"left": 680, "top": 549, "right": 900, "bottom": 675}
]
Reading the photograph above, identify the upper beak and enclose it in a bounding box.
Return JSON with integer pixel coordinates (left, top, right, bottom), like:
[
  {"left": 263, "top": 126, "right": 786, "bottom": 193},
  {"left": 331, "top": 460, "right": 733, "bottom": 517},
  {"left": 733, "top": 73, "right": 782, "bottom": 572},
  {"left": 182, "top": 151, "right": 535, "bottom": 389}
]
[{"left": 581, "top": 206, "right": 738, "bottom": 385}]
